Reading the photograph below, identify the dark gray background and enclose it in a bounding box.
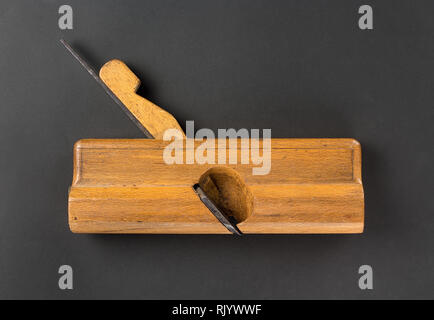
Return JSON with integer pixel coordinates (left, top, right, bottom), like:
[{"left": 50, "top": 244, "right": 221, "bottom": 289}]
[{"left": 0, "top": 0, "right": 433, "bottom": 299}]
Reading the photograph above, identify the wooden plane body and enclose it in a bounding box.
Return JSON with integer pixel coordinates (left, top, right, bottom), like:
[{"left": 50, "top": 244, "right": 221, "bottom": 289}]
[{"left": 68, "top": 138, "right": 364, "bottom": 234}]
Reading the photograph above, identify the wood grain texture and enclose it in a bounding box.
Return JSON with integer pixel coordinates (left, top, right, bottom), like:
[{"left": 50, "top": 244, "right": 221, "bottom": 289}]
[
  {"left": 68, "top": 138, "right": 364, "bottom": 234},
  {"left": 99, "top": 59, "right": 185, "bottom": 139}
]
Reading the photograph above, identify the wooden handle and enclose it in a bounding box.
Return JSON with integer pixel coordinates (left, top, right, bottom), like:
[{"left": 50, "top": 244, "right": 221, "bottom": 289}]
[{"left": 99, "top": 59, "right": 185, "bottom": 139}]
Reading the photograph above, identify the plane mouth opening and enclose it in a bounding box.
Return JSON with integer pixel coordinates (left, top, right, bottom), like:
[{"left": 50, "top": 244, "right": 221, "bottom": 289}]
[{"left": 195, "top": 167, "right": 254, "bottom": 231}]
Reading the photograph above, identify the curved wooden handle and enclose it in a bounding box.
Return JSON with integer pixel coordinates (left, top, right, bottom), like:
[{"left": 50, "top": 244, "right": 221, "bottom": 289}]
[{"left": 99, "top": 59, "right": 185, "bottom": 139}]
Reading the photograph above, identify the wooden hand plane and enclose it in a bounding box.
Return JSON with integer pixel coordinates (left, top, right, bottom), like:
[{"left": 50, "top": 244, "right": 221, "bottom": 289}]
[{"left": 63, "top": 40, "right": 364, "bottom": 234}]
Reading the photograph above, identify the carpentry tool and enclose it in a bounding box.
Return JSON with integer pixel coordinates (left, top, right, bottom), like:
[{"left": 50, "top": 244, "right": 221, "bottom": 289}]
[{"left": 63, "top": 40, "right": 365, "bottom": 234}]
